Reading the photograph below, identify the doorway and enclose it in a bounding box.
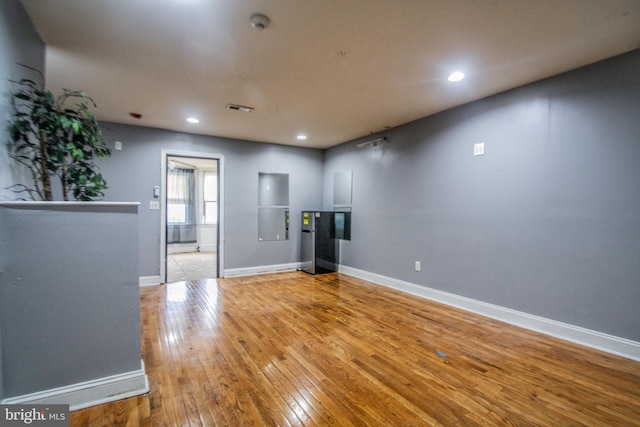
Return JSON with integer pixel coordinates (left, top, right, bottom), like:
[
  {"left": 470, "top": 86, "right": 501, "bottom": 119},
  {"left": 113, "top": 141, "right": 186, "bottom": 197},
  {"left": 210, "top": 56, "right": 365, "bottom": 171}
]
[{"left": 161, "top": 150, "right": 224, "bottom": 283}]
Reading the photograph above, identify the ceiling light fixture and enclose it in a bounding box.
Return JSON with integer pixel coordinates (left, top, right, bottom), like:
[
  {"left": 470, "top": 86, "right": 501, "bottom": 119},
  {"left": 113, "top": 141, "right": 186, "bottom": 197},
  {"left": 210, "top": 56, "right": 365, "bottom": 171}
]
[
  {"left": 297, "top": 134, "right": 307, "bottom": 140},
  {"left": 357, "top": 137, "right": 388, "bottom": 149},
  {"left": 250, "top": 13, "right": 270, "bottom": 30},
  {"left": 186, "top": 117, "right": 199, "bottom": 123},
  {"left": 448, "top": 71, "right": 465, "bottom": 82}
]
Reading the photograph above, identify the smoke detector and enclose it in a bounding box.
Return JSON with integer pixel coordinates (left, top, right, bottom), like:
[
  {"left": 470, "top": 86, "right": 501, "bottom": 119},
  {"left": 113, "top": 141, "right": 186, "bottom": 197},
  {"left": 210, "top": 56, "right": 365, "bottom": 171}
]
[{"left": 250, "top": 13, "right": 270, "bottom": 30}]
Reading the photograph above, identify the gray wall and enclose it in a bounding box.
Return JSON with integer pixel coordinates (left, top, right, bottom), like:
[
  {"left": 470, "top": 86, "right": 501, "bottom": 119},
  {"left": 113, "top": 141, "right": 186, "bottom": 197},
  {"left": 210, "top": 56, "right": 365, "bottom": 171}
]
[
  {"left": 0, "top": 0, "right": 45, "bottom": 201},
  {"left": 0, "top": 203, "right": 141, "bottom": 398},
  {"left": 0, "top": 0, "right": 45, "bottom": 401},
  {"left": 324, "top": 50, "right": 640, "bottom": 342},
  {"left": 98, "top": 124, "right": 325, "bottom": 276}
]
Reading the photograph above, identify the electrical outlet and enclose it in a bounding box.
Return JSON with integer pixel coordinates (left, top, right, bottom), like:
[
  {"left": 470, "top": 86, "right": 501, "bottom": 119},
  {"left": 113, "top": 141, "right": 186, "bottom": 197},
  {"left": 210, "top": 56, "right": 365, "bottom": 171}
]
[
  {"left": 415, "top": 261, "right": 421, "bottom": 271},
  {"left": 474, "top": 142, "right": 485, "bottom": 156},
  {"left": 149, "top": 201, "right": 160, "bottom": 210}
]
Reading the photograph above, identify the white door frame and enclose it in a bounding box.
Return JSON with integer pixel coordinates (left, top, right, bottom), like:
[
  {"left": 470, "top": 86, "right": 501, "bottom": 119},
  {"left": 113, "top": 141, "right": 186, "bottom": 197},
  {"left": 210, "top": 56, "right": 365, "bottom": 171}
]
[{"left": 161, "top": 149, "right": 225, "bottom": 283}]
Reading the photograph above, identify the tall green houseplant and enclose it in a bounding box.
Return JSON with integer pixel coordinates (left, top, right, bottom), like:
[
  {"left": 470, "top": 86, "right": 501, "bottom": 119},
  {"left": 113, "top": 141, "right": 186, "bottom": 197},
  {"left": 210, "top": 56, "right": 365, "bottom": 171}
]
[{"left": 8, "top": 73, "right": 111, "bottom": 201}]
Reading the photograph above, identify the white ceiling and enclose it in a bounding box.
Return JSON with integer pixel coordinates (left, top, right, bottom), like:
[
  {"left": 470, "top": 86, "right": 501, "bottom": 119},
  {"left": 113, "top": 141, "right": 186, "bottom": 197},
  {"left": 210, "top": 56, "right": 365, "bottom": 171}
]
[{"left": 21, "top": 0, "right": 640, "bottom": 149}]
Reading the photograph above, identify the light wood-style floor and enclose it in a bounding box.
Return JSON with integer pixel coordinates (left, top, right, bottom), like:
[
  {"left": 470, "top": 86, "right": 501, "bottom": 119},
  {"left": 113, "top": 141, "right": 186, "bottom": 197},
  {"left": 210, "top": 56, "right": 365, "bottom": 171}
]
[{"left": 71, "top": 272, "right": 640, "bottom": 426}]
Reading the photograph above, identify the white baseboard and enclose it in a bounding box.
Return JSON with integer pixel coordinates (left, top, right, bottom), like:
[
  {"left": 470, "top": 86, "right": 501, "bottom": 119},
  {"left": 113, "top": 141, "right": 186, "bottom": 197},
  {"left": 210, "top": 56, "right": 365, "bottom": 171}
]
[
  {"left": 139, "top": 275, "right": 162, "bottom": 286},
  {"left": 142, "top": 261, "right": 301, "bottom": 284},
  {"left": 223, "top": 262, "right": 300, "bottom": 278},
  {"left": 339, "top": 265, "right": 640, "bottom": 362},
  {"left": 1, "top": 360, "right": 149, "bottom": 411}
]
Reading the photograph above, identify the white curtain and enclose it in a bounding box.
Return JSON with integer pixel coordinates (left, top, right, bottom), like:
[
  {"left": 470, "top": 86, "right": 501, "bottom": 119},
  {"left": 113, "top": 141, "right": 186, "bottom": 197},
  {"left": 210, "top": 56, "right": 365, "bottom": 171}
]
[{"left": 167, "top": 168, "right": 196, "bottom": 244}]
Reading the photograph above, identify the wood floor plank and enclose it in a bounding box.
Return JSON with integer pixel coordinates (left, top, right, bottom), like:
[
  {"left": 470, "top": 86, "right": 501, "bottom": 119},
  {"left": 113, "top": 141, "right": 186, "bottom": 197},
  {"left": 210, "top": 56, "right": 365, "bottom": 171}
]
[{"left": 70, "top": 272, "right": 640, "bottom": 426}]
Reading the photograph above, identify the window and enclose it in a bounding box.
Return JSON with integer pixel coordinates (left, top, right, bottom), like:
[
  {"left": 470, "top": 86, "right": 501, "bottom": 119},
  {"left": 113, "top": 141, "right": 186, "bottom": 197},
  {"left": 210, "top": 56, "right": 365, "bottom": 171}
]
[
  {"left": 167, "top": 169, "right": 195, "bottom": 224},
  {"left": 167, "top": 203, "right": 187, "bottom": 224},
  {"left": 203, "top": 170, "right": 218, "bottom": 224}
]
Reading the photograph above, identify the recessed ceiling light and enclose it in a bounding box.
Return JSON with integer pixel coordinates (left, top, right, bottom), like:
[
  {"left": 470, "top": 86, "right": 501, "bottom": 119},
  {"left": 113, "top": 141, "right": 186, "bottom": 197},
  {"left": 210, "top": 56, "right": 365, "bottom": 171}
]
[
  {"left": 448, "top": 71, "right": 465, "bottom": 82},
  {"left": 297, "top": 134, "right": 307, "bottom": 140},
  {"left": 187, "top": 117, "right": 199, "bottom": 124}
]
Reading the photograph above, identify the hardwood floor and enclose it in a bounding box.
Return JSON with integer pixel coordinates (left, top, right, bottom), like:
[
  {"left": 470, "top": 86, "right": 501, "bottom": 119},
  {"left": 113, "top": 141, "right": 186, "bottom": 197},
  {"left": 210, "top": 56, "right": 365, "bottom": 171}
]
[{"left": 71, "top": 272, "right": 640, "bottom": 426}]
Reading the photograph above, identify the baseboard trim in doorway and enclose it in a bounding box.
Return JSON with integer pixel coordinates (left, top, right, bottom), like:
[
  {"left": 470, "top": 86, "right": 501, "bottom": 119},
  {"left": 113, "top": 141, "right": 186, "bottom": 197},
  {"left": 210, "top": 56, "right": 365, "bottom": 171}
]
[
  {"left": 339, "top": 265, "right": 640, "bottom": 362},
  {"left": 223, "top": 262, "right": 300, "bottom": 278},
  {"left": 1, "top": 360, "right": 149, "bottom": 411},
  {"left": 139, "top": 275, "right": 162, "bottom": 286}
]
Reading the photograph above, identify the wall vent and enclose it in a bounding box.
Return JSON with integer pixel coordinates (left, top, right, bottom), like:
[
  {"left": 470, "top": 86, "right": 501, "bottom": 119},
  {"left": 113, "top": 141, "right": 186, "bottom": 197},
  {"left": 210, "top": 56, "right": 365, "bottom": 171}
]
[{"left": 226, "top": 104, "right": 254, "bottom": 113}]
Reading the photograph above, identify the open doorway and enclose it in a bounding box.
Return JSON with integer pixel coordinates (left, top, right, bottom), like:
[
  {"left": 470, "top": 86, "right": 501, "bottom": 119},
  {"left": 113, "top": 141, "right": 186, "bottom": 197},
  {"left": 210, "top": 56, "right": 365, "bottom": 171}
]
[{"left": 161, "top": 150, "right": 224, "bottom": 283}]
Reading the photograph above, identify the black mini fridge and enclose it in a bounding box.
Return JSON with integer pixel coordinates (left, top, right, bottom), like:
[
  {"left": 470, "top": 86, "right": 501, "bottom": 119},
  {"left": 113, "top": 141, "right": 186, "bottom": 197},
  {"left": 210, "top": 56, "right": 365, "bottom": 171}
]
[{"left": 301, "top": 211, "right": 337, "bottom": 274}]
